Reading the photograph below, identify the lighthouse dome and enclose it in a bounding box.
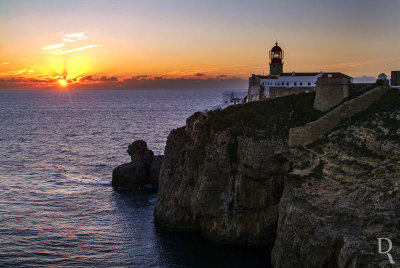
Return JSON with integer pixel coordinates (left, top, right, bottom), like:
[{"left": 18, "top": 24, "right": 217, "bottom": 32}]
[{"left": 271, "top": 44, "right": 282, "bottom": 52}]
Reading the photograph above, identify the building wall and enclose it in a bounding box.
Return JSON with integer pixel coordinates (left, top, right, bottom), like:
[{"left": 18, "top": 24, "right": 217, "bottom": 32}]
[
  {"left": 269, "top": 87, "right": 314, "bottom": 98},
  {"left": 260, "top": 74, "right": 321, "bottom": 88},
  {"left": 313, "top": 77, "right": 350, "bottom": 112},
  {"left": 392, "top": 71, "right": 400, "bottom": 86}
]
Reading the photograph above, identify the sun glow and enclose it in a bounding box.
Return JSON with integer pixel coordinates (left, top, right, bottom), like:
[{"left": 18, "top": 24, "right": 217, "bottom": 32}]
[{"left": 59, "top": 79, "right": 67, "bottom": 86}]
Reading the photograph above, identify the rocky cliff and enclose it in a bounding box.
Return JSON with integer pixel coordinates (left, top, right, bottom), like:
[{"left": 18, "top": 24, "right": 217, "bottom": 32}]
[
  {"left": 154, "top": 93, "right": 324, "bottom": 247},
  {"left": 154, "top": 87, "right": 399, "bottom": 266},
  {"left": 272, "top": 88, "right": 400, "bottom": 267}
]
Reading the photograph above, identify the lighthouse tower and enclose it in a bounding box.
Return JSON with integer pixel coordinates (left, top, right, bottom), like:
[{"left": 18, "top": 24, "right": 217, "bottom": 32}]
[{"left": 269, "top": 42, "right": 284, "bottom": 75}]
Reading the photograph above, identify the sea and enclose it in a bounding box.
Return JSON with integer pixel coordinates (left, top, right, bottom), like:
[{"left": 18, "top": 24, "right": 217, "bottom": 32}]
[{"left": 0, "top": 89, "right": 268, "bottom": 267}]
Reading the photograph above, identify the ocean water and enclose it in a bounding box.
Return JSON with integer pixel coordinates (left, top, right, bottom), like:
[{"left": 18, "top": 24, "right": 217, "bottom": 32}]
[{"left": 0, "top": 89, "right": 268, "bottom": 267}]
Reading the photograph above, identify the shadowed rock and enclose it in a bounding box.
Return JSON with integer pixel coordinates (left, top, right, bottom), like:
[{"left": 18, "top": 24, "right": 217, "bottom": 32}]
[{"left": 112, "top": 140, "right": 163, "bottom": 190}]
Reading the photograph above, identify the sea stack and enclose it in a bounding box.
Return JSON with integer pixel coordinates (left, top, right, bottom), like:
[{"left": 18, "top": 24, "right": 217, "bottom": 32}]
[{"left": 112, "top": 140, "right": 163, "bottom": 190}]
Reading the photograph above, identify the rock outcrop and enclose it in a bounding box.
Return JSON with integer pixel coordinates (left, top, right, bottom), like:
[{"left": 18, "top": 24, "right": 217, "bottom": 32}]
[
  {"left": 154, "top": 86, "right": 400, "bottom": 266},
  {"left": 154, "top": 93, "right": 324, "bottom": 247},
  {"left": 112, "top": 140, "right": 163, "bottom": 190},
  {"left": 272, "top": 88, "right": 400, "bottom": 267}
]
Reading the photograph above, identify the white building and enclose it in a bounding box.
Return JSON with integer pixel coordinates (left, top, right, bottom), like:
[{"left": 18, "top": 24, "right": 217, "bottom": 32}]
[
  {"left": 212, "top": 90, "right": 247, "bottom": 110},
  {"left": 257, "top": 72, "right": 323, "bottom": 98},
  {"left": 248, "top": 42, "right": 353, "bottom": 101},
  {"left": 223, "top": 90, "right": 247, "bottom": 105}
]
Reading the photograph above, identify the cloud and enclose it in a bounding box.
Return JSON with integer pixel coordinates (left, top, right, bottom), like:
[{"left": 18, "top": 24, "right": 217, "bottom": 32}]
[
  {"left": 0, "top": 74, "right": 247, "bottom": 90},
  {"left": 79, "top": 75, "right": 118, "bottom": 82},
  {"left": 130, "top": 75, "right": 149, "bottom": 80},
  {"left": 42, "top": 43, "right": 65, "bottom": 50},
  {"left": 0, "top": 69, "right": 28, "bottom": 76},
  {"left": 54, "top": 44, "right": 103, "bottom": 55},
  {"left": 216, "top": 74, "right": 227, "bottom": 79},
  {"left": 2, "top": 62, "right": 11, "bottom": 65},
  {"left": 194, "top": 72, "right": 205, "bottom": 77},
  {"left": 41, "top": 32, "right": 102, "bottom": 55},
  {"left": 63, "top": 32, "right": 88, "bottom": 42},
  {"left": 100, "top": 76, "right": 118, "bottom": 81},
  {"left": 80, "top": 75, "right": 95, "bottom": 81}
]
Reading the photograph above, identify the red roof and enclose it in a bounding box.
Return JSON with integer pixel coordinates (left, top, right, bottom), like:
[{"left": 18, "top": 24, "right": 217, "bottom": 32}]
[
  {"left": 254, "top": 72, "right": 351, "bottom": 79},
  {"left": 257, "top": 75, "right": 278, "bottom": 79},
  {"left": 280, "top": 72, "right": 320, "bottom": 77}
]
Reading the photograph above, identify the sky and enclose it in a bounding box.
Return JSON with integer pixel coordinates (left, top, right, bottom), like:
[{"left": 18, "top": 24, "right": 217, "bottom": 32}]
[{"left": 0, "top": 0, "right": 399, "bottom": 89}]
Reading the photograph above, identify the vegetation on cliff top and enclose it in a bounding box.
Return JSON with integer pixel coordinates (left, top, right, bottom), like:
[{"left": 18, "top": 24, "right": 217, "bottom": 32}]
[{"left": 207, "top": 92, "right": 325, "bottom": 138}]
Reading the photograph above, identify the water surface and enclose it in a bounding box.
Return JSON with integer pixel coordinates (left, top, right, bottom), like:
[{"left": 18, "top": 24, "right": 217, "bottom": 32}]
[{"left": 0, "top": 89, "right": 268, "bottom": 267}]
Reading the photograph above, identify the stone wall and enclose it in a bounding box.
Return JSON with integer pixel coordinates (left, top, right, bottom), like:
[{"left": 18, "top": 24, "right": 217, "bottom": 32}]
[
  {"left": 313, "top": 77, "right": 350, "bottom": 111},
  {"left": 288, "top": 85, "right": 388, "bottom": 147}
]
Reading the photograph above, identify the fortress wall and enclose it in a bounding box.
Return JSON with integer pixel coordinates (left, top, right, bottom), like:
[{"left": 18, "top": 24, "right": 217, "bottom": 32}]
[
  {"left": 247, "top": 75, "right": 261, "bottom": 102},
  {"left": 248, "top": 85, "right": 260, "bottom": 102},
  {"left": 313, "top": 77, "right": 350, "bottom": 112},
  {"left": 289, "top": 86, "right": 388, "bottom": 147}
]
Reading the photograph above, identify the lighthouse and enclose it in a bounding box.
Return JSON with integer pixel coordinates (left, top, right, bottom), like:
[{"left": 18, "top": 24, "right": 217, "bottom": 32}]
[
  {"left": 269, "top": 42, "right": 284, "bottom": 75},
  {"left": 246, "top": 40, "right": 352, "bottom": 103}
]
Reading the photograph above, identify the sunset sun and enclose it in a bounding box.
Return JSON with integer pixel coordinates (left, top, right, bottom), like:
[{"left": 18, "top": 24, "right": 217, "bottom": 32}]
[{"left": 59, "top": 79, "right": 67, "bottom": 86}]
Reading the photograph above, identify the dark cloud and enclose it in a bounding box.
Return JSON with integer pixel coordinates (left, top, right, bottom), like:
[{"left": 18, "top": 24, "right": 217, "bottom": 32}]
[
  {"left": 216, "top": 74, "right": 227, "bottom": 79},
  {"left": 80, "top": 75, "right": 95, "bottom": 81},
  {"left": 0, "top": 75, "right": 248, "bottom": 90},
  {"left": 100, "top": 76, "right": 118, "bottom": 81},
  {"left": 194, "top": 73, "right": 205, "bottom": 77}
]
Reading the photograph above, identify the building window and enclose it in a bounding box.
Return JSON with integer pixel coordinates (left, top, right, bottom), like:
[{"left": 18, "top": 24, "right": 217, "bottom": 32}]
[
  {"left": 308, "top": 82, "right": 311, "bottom": 85},
  {"left": 287, "top": 82, "right": 289, "bottom": 86},
  {"left": 300, "top": 82, "right": 303, "bottom": 86},
  {"left": 294, "top": 82, "right": 297, "bottom": 86}
]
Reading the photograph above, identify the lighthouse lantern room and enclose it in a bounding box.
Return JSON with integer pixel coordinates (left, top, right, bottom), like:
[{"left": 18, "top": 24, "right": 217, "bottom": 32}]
[{"left": 269, "top": 42, "right": 284, "bottom": 75}]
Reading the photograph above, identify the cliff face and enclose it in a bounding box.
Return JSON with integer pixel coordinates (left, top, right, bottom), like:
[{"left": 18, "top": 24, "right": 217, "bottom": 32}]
[
  {"left": 155, "top": 87, "right": 399, "bottom": 266},
  {"left": 154, "top": 93, "right": 324, "bottom": 247},
  {"left": 272, "top": 89, "right": 400, "bottom": 267}
]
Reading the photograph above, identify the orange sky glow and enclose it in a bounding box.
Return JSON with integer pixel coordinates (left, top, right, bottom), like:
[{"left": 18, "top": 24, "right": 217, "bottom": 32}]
[{"left": 0, "top": 0, "right": 399, "bottom": 89}]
